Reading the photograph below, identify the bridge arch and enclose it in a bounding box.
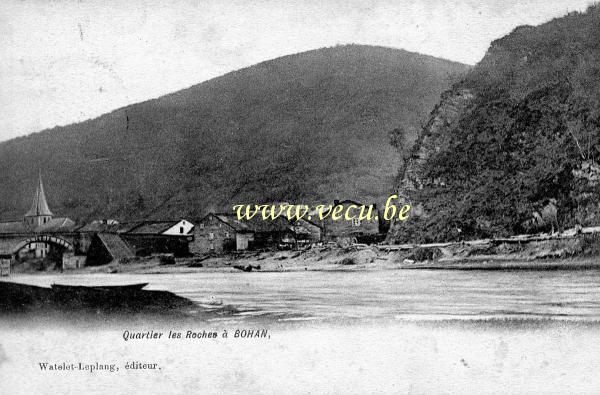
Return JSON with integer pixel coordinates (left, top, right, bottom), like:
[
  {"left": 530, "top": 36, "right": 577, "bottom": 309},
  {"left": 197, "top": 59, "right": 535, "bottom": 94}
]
[{"left": 13, "top": 235, "right": 74, "bottom": 255}]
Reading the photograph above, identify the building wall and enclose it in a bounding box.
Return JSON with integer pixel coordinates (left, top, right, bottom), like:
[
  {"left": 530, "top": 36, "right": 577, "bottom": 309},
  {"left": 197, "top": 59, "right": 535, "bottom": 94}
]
[
  {"left": 162, "top": 220, "right": 194, "bottom": 236},
  {"left": 191, "top": 215, "right": 237, "bottom": 254},
  {"left": 122, "top": 235, "right": 190, "bottom": 257},
  {"left": 18, "top": 242, "right": 56, "bottom": 259},
  {"left": 62, "top": 252, "right": 84, "bottom": 269},
  {"left": 31, "top": 242, "right": 50, "bottom": 258},
  {"left": 24, "top": 215, "right": 52, "bottom": 228},
  {"left": 236, "top": 233, "right": 253, "bottom": 250},
  {"left": 0, "top": 257, "right": 11, "bottom": 276}
]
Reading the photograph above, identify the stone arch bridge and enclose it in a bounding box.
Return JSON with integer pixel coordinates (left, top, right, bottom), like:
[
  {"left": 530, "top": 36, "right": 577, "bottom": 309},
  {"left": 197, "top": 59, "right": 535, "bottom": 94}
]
[{"left": 0, "top": 232, "right": 77, "bottom": 261}]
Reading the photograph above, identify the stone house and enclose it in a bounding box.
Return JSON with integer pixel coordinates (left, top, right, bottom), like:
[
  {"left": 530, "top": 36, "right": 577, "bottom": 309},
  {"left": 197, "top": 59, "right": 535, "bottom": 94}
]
[
  {"left": 191, "top": 214, "right": 241, "bottom": 255},
  {"left": 191, "top": 213, "right": 295, "bottom": 254}
]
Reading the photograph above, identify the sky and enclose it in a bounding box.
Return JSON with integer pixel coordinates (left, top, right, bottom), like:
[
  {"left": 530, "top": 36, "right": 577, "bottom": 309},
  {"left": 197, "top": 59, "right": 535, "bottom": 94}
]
[{"left": 0, "top": 0, "right": 595, "bottom": 142}]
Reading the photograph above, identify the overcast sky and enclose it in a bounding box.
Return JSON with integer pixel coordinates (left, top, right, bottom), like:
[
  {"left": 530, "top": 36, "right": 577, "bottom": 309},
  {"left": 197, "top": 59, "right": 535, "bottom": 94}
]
[{"left": 0, "top": 0, "right": 594, "bottom": 141}]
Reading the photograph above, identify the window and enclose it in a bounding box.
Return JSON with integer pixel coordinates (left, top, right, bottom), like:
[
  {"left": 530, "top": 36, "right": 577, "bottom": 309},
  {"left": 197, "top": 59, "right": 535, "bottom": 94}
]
[
  {"left": 352, "top": 218, "right": 361, "bottom": 227},
  {"left": 180, "top": 227, "right": 184, "bottom": 234},
  {"left": 225, "top": 232, "right": 230, "bottom": 238},
  {"left": 209, "top": 232, "right": 214, "bottom": 240}
]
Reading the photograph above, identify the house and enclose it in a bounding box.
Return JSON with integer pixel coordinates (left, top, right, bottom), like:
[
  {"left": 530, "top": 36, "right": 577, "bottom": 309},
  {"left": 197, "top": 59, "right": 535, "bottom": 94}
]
[
  {"left": 121, "top": 219, "right": 194, "bottom": 257},
  {"left": 321, "top": 199, "right": 381, "bottom": 244},
  {"left": 191, "top": 214, "right": 241, "bottom": 254},
  {"left": 80, "top": 219, "right": 194, "bottom": 263},
  {"left": 191, "top": 213, "right": 295, "bottom": 254}
]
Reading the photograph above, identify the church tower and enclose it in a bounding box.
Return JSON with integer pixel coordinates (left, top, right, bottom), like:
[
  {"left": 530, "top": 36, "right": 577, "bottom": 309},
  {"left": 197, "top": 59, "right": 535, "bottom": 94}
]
[{"left": 23, "top": 172, "right": 53, "bottom": 227}]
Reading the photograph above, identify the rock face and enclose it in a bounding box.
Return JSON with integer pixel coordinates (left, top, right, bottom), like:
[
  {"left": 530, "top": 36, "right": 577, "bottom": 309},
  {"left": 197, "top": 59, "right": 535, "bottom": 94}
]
[
  {"left": 397, "top": 88, "right": 475, "bottom": 195},
  {"left": 388, "top": 5, "right": 600, "bottom": 243},
  {"left": 387, "top": 89, "right": 475, "bottom": 243}
]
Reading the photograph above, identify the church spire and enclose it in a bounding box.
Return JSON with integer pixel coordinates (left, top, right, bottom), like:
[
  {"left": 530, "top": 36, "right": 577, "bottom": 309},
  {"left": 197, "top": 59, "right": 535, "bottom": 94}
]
[{"left": 25, "top": 171, "right": 53, "bottom": 218}]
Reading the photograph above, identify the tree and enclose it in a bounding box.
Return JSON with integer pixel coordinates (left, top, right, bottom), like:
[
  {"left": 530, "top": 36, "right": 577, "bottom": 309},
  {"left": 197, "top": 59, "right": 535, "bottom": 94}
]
[{"left": 388, "top": 127, "right": 407, "bottom": 152}]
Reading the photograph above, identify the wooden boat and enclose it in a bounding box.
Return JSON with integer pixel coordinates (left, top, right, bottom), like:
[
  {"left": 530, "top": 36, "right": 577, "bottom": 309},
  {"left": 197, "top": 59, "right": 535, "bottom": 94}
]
[
  {"left": 51, "top": 283, "right": 148, "bottom": 291},
  {"left": 1, "top": 281, "right": 196, "bottom": 314}
]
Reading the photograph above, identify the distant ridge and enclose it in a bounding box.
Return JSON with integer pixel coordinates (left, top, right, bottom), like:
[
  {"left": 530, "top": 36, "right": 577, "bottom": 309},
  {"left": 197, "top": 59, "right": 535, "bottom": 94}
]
[{"left": 0, "top": 44, "right": 468, "bottom": 222}]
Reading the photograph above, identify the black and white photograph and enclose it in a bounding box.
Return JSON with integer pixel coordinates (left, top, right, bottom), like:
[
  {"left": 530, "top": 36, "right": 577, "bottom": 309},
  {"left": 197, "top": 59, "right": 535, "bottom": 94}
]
[{"left": 2, "top": 0, "right": 600, "bottom": 393}]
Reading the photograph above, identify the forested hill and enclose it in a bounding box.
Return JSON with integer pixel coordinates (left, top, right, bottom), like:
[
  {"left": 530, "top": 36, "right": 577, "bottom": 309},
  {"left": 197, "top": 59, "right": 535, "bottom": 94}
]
[
  {"left": 389, "top": 4, "right": 600, "bottom": 243},
  {"left": 0, "top": 45, "right": 467, "bottom": 222}
]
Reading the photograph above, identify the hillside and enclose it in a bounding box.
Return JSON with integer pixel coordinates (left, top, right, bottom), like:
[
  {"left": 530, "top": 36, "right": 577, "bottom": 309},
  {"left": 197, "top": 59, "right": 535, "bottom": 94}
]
[
  {"left": 0, "top": 45, "right": 467, "bottom": 222},
  {"left": 388, "top": 5, "right": 600, "bottom": 243}
]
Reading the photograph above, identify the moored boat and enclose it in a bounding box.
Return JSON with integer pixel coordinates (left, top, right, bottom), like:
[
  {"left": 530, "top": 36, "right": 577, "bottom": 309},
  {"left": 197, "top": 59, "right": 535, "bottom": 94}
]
[{"left": 51, "top": 283, "right": 148, "bottom": 291}]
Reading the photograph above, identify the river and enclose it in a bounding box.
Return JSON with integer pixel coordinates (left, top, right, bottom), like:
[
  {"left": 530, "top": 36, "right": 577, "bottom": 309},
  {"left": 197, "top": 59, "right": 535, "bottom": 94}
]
[
  {"left": 5, "top": 267, "right": 600, "bottom": 323},
  {"left": 5, "top": 268, "right": 600, "bottom": 393}
]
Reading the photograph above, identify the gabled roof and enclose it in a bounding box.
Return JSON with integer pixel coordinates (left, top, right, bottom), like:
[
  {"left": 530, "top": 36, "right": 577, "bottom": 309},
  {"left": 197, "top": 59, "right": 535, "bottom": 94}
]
[
  {"left": 79, "top": 219, "right": 191, "bottom": 235},
  {"left": 209, "top": 213, "right": 251, "bottom": 232},
  {"left": 126, "top": 220, "right": 181, "bottom": 235},
  {"left": 96, "top": 233, "right": 134, "bottom": 261},
  {"left": 24, "top": 173, "right": 53, "bottom": 217}
]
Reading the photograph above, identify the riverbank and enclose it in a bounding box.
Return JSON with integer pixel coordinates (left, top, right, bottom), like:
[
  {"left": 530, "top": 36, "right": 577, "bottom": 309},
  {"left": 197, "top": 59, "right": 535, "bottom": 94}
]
[
  {"left": 7, "top": 229, "right": 600, "bottom": 276},
  {"left": 0, "top": 280, "right": 243, "bottom": 322}
]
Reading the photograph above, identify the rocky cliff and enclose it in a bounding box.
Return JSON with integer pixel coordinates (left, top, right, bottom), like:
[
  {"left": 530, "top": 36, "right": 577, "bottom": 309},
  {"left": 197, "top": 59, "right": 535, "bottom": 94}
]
[
  {"left": 388, "top": 5, "right": 600, "bottom": 243},
  {"left": 387, "top": 88, "right": 475, "bottom": 242}
]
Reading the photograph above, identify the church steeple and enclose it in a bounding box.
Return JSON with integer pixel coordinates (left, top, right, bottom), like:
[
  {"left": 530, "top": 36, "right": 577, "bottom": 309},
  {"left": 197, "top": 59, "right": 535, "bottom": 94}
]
[{"left": 24, "top": 172, "right": 53, "bottom": 226}]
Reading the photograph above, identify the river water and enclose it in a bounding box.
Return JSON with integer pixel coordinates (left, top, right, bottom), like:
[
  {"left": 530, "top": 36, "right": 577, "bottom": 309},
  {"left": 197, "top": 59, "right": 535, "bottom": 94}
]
[
  {"left": 6, "top": 268, "right": 600, "bottom": 323},
  {"left": 5, "top": 268, "right": 600, "bottom": 393}
]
